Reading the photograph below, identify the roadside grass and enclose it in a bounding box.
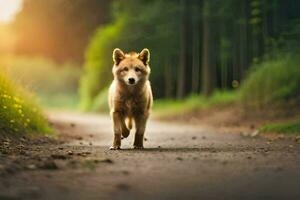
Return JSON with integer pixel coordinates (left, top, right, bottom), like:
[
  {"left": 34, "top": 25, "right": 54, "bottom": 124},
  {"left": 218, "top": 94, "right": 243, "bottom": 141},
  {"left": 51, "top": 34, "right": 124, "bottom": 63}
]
[
  {"left": 259, "top": 121, "right": 300, "bottom": 135},
  {"left": 153, "top": 91, "right": 238, "bottom": 117},
  {"left": 0, "top": 73, "right": 53, "bottom": 136}
]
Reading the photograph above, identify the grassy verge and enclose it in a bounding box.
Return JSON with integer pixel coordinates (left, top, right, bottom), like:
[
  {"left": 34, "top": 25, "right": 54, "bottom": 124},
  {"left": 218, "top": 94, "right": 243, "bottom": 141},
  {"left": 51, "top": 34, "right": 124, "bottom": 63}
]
[
  {"left": 153, "top": 91, "right": 237, "bottom": 118},
  {"left": 0, "top": 73, "right": 52, "bottom": 136},
  {"left": 259, "top": 121, "right": 300, "bottom": 135}
]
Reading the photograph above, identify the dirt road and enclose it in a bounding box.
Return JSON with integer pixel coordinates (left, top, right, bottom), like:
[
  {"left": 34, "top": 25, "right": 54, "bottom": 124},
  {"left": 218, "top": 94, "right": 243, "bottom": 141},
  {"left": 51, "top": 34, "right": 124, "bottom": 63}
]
[{"left": 1, "top": 111, "right": 300, "bottom": 200}]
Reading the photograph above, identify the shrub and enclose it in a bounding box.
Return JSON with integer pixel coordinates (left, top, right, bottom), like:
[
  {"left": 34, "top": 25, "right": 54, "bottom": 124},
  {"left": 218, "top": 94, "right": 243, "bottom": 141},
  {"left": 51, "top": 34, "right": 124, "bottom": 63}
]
[
  {"left": 79, "top": 19, "right": 125, "bottom": 111},
  {"left": 240, "top": 54, "right": 300, "bottom": 107},
  {"left": 0, "top": 73, "right": 52, "bottom": 135}
]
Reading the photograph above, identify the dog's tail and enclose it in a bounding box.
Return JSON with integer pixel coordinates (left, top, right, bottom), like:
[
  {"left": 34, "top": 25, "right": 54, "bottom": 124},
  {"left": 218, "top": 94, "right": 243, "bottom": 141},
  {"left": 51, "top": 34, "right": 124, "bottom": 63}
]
[{"left": 127, "top": 117, "right": 133, "bottom": 130}]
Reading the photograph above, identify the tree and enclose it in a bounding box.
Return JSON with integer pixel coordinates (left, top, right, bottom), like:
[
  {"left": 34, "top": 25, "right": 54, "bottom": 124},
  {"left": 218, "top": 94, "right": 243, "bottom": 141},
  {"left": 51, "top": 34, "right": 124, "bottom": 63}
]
[
  {"left": 201, "top": 0, "right": 214, "bottom": 96},
  {"left": 176, "top": 0, "right": 188, "bottom": 99},
  {"left": 191, "top": 1, "right": 201, "bottom": 93}
]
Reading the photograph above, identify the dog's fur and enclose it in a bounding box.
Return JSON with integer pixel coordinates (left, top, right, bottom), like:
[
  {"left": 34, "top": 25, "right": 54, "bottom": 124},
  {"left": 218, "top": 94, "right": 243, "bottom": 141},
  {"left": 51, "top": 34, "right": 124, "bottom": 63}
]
[{"left": 108, "top": 48, "right": 153, "bottom": 150}]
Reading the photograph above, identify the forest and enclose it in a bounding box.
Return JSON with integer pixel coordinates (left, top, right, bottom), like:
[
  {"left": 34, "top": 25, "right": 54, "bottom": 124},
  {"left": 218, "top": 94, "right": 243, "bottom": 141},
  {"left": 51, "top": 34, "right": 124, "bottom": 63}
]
[{"left": 77, "top": 0, "right": 300, "bottom": 110}]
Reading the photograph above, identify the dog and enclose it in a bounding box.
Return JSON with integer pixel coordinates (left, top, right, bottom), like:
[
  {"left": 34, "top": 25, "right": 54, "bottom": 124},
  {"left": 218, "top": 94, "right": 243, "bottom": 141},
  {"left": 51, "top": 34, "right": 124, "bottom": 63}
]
[{"left": 108, "top": 48, "right": 153, "bottom": 150}]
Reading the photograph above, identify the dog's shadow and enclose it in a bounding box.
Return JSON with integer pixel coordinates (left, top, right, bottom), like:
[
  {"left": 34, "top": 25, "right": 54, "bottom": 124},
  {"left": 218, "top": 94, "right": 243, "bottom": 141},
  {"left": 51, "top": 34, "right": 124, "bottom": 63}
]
[
  {"left": 114, "top": 147, "right": 203, "bottom": 153},
  {"left": 111, "top": 146, "right": 255, "bottom": 153}
]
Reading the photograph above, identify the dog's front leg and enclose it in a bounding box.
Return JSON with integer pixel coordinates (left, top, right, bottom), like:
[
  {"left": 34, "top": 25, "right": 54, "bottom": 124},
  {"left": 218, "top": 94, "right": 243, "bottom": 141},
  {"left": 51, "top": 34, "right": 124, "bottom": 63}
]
[
  {"left": 110, "top": 111, "right": 123, "bottom": 150},
  {"left": 133, "top": 114, "right": 148, "bottom": 149}
]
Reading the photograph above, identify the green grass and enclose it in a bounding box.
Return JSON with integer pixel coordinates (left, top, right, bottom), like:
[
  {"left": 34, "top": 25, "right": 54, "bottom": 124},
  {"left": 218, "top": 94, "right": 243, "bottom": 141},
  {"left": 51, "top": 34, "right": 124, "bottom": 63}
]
[
  {"left": 153, "top": 90, "right": 237, "bottom": 117},
  {"left": 240, "top": 54, "right": 300, "bottom": 107},
  {"left": 259, "top": 121, "right": 300, "bottom": 135},
  {"left": 0, "top": 73, "right": 52, "bottom": 136}
]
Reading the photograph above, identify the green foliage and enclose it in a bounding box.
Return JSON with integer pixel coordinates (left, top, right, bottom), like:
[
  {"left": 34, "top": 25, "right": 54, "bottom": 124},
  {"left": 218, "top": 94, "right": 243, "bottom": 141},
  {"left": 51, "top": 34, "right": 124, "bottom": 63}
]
[
  {"left": 0, "top": 73, "right": 52, "bottom": 135},
  {"left": 240, "top": 54, "right": 300, "bottom": 107},
  {"left": 79, "top": 19, "right": 125, "bottom": 110},
  {"left": 154, "top": 91, "right": 237, "bottom": 117},
  {"left": 91, "top": 88, "right": 109, "bottom": 112},
  {"left": 0, "top": 55, "right": 81, "bottom": 109},
  {"left": 259, "top": 121, "right": 300, "bottom": 135}
]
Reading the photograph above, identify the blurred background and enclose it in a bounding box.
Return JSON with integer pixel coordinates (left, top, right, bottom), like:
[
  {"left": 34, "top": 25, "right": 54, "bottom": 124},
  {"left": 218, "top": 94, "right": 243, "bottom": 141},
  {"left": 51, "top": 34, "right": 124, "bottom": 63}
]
[{"left": 0, "top": 0, "right": 299, "bottom": 115}]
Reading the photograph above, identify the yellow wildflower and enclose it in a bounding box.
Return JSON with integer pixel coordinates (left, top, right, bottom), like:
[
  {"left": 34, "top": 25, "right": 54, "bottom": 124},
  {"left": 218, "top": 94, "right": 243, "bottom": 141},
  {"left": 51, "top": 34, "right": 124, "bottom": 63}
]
[{"left": 14, "top": 97, "right": 21, "bottom": 102}]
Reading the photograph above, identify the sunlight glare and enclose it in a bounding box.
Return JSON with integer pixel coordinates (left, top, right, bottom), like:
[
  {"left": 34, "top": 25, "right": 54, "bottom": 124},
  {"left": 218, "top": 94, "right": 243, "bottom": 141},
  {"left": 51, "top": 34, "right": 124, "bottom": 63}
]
[{"left": 0, "top": 0, "right": 23, "bottom": 23}]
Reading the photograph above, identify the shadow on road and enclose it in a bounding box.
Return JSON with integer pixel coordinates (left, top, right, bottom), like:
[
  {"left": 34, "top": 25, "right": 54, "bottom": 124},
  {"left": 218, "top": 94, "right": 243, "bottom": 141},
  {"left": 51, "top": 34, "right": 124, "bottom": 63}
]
[{"left": 116, "top": 147, "right": 200, "bottom": 152}]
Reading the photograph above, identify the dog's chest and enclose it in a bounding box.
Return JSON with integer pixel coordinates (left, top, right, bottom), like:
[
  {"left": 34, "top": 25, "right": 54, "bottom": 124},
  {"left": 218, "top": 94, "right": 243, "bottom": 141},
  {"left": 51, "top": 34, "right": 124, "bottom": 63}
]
[
  {"left": 125, "top": 99, "right": 136, "bottom": 111},
  {"left": 122, "top": 97, "right": 145, "bottom": 115}
]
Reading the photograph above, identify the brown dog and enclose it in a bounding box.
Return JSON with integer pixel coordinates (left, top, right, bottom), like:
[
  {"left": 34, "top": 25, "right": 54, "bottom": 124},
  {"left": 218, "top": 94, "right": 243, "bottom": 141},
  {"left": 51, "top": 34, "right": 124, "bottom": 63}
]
[{"left": 108, "top": 48, "right": 153, "bottom": 150}]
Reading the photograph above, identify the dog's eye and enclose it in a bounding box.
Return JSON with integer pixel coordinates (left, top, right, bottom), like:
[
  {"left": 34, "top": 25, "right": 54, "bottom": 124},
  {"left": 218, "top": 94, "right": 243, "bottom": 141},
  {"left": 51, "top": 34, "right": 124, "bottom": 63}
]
[
  {"left": 123, "top": 67, "right": 129, "bottom": 71},
  {"left": 135, "top": 67, "right": 141, "bottom": 72}
]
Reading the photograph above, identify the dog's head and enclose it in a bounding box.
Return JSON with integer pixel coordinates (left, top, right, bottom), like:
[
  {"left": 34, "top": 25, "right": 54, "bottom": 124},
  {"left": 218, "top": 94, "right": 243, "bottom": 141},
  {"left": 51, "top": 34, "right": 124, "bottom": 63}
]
[{"left": 112, "top": 48, "right": 150, "bottom": 86}]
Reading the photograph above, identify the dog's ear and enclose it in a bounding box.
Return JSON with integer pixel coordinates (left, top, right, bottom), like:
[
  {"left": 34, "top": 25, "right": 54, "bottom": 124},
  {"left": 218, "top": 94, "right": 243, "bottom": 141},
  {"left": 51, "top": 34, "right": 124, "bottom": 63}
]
[
  {"left": 113, "top": 48, "right": 125, "bottom": 65},
  {"left": 138, "top": 48, "right": 150, "bottom": 65}
]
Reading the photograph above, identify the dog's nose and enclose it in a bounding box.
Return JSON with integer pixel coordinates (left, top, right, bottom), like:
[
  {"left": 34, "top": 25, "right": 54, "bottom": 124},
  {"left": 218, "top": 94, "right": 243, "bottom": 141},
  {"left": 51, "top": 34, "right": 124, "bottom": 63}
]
[{"left": 128, "top": 78, "right": 135, "bottom": 84}]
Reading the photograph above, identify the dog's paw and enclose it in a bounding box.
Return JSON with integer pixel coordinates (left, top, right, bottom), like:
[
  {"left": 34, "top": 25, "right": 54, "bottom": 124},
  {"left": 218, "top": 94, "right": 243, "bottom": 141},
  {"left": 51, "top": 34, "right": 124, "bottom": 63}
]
[
  {"left": 133, "top": 146, "right": 144, "bottom": 150},
  {"left": 109, "top": 146, "right": 121, "bottom": 150}
]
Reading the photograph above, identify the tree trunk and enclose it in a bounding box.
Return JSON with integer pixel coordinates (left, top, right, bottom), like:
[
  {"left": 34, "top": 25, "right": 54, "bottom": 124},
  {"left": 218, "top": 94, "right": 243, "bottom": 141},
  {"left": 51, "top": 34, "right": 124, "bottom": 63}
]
[
  {"left": 176, "top": 0, "right": 188, "bottom": 99},
  {"left": 191, "top": 3, "right": 200, "bottom": 93},
  {"left": 239, "top": 0, "right": 248, "bottom": 80},
  {"left": 201, "top": 0, "right": 214, "bottom": 96},
  {"left": 164, "top": 58, "right": 173, "bottom": 98}
]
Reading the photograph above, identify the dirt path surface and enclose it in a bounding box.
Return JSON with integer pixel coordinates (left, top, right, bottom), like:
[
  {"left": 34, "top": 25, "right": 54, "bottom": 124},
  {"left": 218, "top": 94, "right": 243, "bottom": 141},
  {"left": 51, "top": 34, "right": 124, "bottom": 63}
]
[{"left": 1, "top": 111, "right": 300, "bottom": 200}]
